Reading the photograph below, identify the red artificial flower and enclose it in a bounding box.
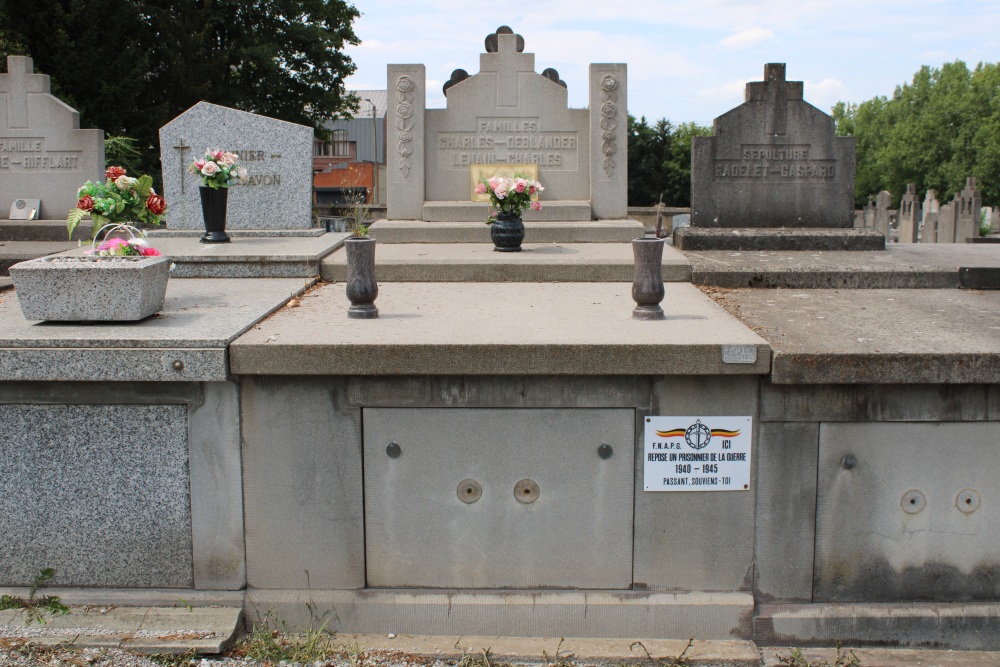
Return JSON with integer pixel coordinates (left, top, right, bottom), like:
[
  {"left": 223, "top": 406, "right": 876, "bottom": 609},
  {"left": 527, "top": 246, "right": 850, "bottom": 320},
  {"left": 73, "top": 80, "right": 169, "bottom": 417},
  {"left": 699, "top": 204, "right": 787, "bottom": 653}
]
[
  {"left": 77, "top": 195, "right": 94, "bottom": 211},
  {"left": 139, "top": 246, "right": 161, "bottom": 256},
  {"left": 105, "top": 166, "right": 127, "bottom": 181},
  {"left": 145, "top": 193, "right": 166, "bottom": 215}
]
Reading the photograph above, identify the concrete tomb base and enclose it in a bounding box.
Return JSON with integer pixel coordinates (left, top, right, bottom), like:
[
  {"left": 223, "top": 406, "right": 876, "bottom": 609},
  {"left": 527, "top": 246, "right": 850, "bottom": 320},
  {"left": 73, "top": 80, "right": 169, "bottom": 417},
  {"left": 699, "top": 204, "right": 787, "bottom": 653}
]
[{"left": 674, "top": 227, "right": 885, "bottom": 251}]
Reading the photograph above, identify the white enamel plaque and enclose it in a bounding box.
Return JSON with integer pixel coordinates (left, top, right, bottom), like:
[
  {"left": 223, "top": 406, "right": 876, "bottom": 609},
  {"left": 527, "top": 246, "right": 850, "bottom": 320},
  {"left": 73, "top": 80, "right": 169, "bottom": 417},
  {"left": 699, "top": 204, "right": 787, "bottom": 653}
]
[{"left": 644, "top": 416, "right": 752, "bottom": 491}]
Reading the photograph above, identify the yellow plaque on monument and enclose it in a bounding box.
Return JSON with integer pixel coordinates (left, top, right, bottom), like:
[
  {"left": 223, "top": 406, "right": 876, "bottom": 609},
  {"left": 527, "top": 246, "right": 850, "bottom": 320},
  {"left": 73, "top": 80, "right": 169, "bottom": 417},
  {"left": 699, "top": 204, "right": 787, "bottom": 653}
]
[{"left": 471, "top": 164, "right": 539, "bottom": 202}]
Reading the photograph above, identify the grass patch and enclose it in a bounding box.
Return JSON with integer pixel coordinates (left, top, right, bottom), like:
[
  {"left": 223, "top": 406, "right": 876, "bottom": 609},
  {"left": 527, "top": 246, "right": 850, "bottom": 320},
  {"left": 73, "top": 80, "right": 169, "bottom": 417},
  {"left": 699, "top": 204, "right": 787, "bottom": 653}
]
[
  {"left": 0, "top": 568, "right": 70, "bottom": 625},
  {"left": 776, "top": 641, "right": 863, "bottom": 667}
]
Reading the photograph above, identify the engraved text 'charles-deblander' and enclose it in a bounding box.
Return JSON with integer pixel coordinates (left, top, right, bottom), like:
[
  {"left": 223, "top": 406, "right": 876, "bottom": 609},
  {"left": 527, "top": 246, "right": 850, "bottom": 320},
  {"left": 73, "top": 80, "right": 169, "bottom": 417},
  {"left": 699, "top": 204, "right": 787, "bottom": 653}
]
[
  {"left": 437, "top": 118, "right": 578, "bottom": 169},
  {"left": 714, "top": 144, "right": 835, "bottom": 181}
]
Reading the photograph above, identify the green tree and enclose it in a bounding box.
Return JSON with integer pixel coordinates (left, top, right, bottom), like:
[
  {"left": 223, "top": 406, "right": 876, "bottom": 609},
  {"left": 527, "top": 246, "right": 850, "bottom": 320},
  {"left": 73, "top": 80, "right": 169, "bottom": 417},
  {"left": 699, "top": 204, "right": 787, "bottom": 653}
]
[
  {"left": 627, "top": 115, "right": 711, "bottom": 206},
  {"left": 834, "top": 61, "right": 1000, "bottom": 205},
  {"left": 0, "top": 0, "right": 360, "bottom": 180}
]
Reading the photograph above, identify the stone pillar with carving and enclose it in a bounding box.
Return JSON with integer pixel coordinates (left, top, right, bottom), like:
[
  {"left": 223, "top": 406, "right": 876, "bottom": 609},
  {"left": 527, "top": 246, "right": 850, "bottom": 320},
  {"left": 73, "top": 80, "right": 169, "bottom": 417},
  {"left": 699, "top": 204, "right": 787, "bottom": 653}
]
[
  {"left": 387, "top": 65, "right": 425, "bottom": 220},
  {"left": 589, "top": 64, "right": 627, "bottom": 220}
]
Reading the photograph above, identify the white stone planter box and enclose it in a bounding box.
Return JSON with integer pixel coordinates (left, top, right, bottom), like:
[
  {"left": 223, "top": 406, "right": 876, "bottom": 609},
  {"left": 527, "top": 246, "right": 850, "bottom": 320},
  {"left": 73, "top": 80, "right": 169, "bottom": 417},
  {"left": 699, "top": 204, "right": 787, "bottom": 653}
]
[{"left": 9, "top": 255, "right": 171, "bottom": 321}]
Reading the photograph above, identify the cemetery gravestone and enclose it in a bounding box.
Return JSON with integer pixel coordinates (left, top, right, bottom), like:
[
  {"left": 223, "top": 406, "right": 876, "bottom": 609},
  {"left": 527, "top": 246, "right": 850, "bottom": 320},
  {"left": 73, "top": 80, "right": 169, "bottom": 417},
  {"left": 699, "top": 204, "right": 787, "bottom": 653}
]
[
  {"left": 387, "top": 27, "right": 627, "bottom": 222},
  {"left": 955, "top": 177, "right": 981, "bottom": 242},
  {"left": 0, "top": 56, "right": 104, "bottom": 219},
  {"left": 691, "top": 63, "right": 856, "bottom": 228},
  {"left": 874, "top": 190, "right": 892, "bottom": 239},
  {"left": 920, "top": 190, "right": 940, "bottom": 243},
  {"left": 898, "top": 184, "right": 921, "bottom": 243},
  {"left": 937, "top": 200, "right": 957, "bottom": 244},
  {"left": 159, "top": 102, "right": 312, "bottom": 230}
]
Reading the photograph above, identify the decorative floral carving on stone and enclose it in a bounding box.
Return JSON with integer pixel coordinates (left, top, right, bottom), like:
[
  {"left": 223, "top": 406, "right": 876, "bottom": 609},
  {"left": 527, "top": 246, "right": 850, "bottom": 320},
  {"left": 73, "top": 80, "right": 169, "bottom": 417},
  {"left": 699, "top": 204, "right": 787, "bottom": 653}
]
[
  {"left": 599, "top": 75, "right": 619, "bottom": 176},
  {"left": 396, "top": 75, "right": 415, "bottom": 179}
]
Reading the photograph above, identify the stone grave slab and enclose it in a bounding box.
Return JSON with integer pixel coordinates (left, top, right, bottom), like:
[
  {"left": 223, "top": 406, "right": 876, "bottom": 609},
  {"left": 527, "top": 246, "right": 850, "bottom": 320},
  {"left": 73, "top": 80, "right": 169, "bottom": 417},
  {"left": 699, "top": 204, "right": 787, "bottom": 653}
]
[
  {"left": 691, "top": 64, "right": 855, "bottom": 229},
  {"left": 159, "top": 102, "right": 312, "bottom": 231},
  {"left": 674, "top": 227, "right": 884, "bottom": 251},
  {"left": 0, "top": 56, "right": 104, "bottom": 219},
  {"left": 230, "top": 282, "right": 770, "bottom": 376},
  {"left": 0, "top": 277, "right": 308, "bottom": 381},
  {"left": 368, "top": 218, "right": 644, "bottom": 243},
  {"left": 320, "top": 241, "right": 691, "bottom": 283}
]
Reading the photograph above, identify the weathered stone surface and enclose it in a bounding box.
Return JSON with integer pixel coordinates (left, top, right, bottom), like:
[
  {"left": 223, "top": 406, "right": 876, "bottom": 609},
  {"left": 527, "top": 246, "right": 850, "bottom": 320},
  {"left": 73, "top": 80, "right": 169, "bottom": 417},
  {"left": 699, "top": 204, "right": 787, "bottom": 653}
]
[
  {"left": 388, "top": 29, "right": 626, "bottom": 221},
  {"left": 159, "top": 102, "right": 312, "bottom": 230},
  {"left": 897, "top": 184, "right": 921, "bottom": 243},
  {"left": 0, "top": 56, "right": 104, "bottom": 219},
  {"left": 9, "top": 255, "right": 170, "bottom": 321},
  {"left": 0, "top": 404, "right": 192, "bottom": 587},
  {"left": 691, "top": 64, "right": 855, "bottom": 228},
  {"left": 674, "top": 227, "right": 884, "bottom": 251}
]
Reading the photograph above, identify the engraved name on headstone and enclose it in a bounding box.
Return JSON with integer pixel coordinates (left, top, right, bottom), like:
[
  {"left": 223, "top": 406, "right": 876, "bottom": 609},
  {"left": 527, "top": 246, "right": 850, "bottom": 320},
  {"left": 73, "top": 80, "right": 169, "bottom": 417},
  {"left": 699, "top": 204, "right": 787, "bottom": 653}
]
[
  {"left": 691, "top": 63, "right": 856, "bottom": 228},
  {"left": 0, "top": 56, "right": 104, "bottom": 219},
  {"left": 159, "top": 102, "right": 312, "bottom": 230}
]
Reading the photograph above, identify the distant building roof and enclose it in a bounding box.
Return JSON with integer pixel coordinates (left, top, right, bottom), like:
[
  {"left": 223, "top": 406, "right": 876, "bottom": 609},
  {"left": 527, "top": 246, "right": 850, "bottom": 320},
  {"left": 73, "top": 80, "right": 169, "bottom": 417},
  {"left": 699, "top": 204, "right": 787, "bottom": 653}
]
[{"left": 346, "top": 90, "right": 387, "bottom": 118}]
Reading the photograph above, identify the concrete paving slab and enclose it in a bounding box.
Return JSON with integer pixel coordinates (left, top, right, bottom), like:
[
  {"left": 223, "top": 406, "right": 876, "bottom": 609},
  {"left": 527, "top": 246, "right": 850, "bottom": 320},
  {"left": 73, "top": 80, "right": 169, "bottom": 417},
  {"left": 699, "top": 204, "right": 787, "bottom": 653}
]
[
  {"left": 686, "top": 245, "right": 1000, "bottom": 289},
  {"left": 423, "top": 200, "right": 594, "bottom": 222},
  {"left": 340, "top": 635, "right": 760, "bottom": 667},
  {"left": 321, "top": 242, "right": 691, "bottom": 283},
  {"left": 0, "top": 276, "right": 11, "bottom": 291},
  {"left": 705, "top": 287, "right": 1000, "bottom": 384},
  {"left": 369, "top": 219, "right": 645, "bottom": 244},
  {"left": 50, "top": 234, "right": 348, "bottom": 278},
  {"left": 246, "top": 590, "right": 755, "bottom": 640},
  {"left": 0, "top": 277, "right": 309, "bottom": 381},
  {"left": 0, "top": 605, "right": 241, "bottom": 654},
  {"left": 231, "top": 282, "right": 770, "bottom": 376},
  {"left": 0, "top": 240, "right": 79, "bottom": 275},
  {"left": 147, "top": 227, "right": 327, "bottom": 237},
  {"left": 675, "top": 227, "right": 886, "bottom": 251}
]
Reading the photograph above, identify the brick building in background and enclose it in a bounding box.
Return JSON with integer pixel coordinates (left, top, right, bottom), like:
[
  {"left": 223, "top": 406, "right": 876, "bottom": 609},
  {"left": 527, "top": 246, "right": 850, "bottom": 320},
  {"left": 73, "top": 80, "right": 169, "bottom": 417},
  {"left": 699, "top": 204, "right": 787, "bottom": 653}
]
[{"left": 313, "top": 90, "right": 386, "bottom": 206}]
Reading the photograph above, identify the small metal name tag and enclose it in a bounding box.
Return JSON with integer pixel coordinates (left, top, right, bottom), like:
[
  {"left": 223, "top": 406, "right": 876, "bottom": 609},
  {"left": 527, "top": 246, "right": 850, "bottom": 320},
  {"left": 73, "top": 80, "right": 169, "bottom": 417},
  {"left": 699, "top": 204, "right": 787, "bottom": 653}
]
[{"left": 722, "top": 345, "right": 757, "bottom": 364}]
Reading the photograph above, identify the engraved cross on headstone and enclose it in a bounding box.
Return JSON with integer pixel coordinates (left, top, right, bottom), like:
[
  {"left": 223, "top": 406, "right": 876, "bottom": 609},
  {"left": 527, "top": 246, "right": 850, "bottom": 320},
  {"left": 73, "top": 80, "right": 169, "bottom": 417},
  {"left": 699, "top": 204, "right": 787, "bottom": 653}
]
[
  {"left": 173, "top": 139, "right": 191, "bottom": 194},
  {"left": 479, "top": 33, "right": 535, "bottom": 107},
  {"left": 0, "top": 56, "right": 48, "bottom": 129}
]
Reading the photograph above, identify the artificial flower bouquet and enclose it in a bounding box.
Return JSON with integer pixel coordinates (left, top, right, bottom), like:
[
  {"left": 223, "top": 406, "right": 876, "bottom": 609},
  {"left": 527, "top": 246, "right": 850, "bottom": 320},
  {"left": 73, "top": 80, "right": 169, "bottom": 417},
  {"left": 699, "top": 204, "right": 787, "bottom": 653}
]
[
  {"left": 67, "top": 166, "right": 167, "bottom": 240},
  {"left": 86, "top": 235, "right": 161, "bottom": 258},
  {"left": 189, "top": 149, "right": 249, "bottom": 189},
  {"left": 475, "top": 174, "right": 543, "bottom": 222}
]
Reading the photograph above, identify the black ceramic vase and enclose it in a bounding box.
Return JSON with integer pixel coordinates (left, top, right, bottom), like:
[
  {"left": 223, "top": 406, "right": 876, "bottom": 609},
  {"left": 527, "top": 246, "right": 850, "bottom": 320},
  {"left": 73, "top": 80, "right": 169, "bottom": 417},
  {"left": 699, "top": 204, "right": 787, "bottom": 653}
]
[
  {"left": 632, "top": 237, "right": 666, "bottom": 320},
  {"left": 490, "top": 211, "right": 525, "bottom": 252},
  {"left": 199, "top": 186, "right": 231, "bottom": 243},
  {"left": 345, "top": 236, "right": 379, "bottom": 319}
]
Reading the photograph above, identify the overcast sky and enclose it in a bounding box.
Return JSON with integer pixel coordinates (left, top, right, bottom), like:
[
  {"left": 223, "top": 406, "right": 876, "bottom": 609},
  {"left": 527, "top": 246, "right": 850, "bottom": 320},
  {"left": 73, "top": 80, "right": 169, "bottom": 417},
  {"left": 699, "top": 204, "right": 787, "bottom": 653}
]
[{"left": 344, "top": 0, "right": 999, "bottom": 125}]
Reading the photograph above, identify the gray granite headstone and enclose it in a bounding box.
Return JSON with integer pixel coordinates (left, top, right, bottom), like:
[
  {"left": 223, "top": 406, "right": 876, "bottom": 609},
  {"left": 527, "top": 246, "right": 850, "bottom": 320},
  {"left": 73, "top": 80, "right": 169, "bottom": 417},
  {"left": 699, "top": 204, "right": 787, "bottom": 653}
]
[
  {"left": 898, "top": 184, "right": 921, "bottom": 243},
  {"left": 0, "top": 404, "right": 192, "bottom": 587},
  {"left": 691, "top": 63, "right": 856, "bottom": 228},
  {"left": 0, "top": 56, "right": 104, "bottom": 219},
  {"left": 159, "top": 102, "right": 312, "bottom": 230},
  {"left": 937, "top": 200, "right": 957, "bottom": 244}
]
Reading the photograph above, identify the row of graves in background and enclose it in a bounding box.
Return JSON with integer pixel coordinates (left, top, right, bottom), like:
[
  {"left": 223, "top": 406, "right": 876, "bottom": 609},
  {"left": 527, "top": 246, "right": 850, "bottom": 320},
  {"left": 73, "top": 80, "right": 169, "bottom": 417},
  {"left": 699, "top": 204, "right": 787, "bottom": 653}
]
[{"left": 858, "top": 178, "right": 1000, "bottom": 243}]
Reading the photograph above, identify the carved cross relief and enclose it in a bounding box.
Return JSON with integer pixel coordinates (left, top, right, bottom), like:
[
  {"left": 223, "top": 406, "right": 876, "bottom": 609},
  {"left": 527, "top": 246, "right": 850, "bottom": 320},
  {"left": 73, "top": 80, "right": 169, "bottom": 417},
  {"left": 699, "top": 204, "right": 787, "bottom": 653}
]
[
  {"left": 479, "top": 34, "right": 535, "bottom": 107},
  {"left": 0, "top": 57, "right": 48, "bottom": 129}
]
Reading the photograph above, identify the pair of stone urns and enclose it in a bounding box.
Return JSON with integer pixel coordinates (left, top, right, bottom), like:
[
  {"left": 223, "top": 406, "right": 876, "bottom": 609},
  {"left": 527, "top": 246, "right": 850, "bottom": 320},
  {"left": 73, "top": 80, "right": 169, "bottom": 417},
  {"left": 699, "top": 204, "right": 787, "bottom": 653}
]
[{"left": 344, "top": 233, "right": 668, "bottom": 320}]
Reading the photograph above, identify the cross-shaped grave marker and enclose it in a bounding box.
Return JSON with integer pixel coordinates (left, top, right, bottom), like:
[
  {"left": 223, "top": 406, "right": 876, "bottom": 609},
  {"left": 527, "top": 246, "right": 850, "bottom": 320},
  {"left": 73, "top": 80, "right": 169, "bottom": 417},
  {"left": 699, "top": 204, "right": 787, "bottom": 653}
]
[{"left": 0, "top": 56, "right": 48, "bottom": 130}]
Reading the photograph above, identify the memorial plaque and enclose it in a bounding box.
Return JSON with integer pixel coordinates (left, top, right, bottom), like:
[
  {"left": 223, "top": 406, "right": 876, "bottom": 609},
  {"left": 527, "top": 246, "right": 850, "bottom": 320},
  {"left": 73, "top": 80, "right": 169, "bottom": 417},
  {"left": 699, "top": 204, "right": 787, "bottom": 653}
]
[
  {"left": 691, "top": 64, "right": 855, "bottom": 228},
  {"left": 159, "top": 102, "right": 312, "bottom": 230},
  {"left": 644, "top": 416, "right": 752, "bottom": 492},
  {"left": 0, "top": 56, "right": 104, "bottom": 219},
  {"left": 469, "top": 163, "right": 538, "bottom": 201}
]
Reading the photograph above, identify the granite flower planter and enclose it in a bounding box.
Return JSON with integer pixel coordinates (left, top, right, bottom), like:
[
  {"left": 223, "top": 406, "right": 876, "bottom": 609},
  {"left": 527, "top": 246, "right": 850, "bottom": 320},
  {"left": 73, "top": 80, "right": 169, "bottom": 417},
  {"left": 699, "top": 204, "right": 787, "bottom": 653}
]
[{"left": 9, "top": 255, "right": 171, "bottom": 321}]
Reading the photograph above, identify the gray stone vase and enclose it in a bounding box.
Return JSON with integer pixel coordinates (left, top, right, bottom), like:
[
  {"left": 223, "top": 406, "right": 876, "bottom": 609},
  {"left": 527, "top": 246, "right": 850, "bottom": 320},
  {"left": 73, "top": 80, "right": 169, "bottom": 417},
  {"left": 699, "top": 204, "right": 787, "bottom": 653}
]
[
  {"left": 345, "top": 236, "right": 379, "bottom": 319},
  {"left": 631, "top": 237, "right": 666, "bottom": 320},
  {"left": 9, "top": 255, "right": 171, "bottom": 321}
]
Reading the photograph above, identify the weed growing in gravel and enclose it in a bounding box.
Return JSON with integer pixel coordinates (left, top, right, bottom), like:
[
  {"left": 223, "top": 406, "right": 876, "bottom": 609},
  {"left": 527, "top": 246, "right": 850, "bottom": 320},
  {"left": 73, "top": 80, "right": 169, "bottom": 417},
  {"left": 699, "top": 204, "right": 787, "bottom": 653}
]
[
  {"left": 234, "top": 609, "right": 340, "bottom": 664},
  {"left": 627, "top": 638, "right": 694, "bottom": 667},
  {"left": 0, "top": 568, "right": 70, "bottom": 625},
  {"left": 776, "top": 641, "right": 863, "bottom": 667}
]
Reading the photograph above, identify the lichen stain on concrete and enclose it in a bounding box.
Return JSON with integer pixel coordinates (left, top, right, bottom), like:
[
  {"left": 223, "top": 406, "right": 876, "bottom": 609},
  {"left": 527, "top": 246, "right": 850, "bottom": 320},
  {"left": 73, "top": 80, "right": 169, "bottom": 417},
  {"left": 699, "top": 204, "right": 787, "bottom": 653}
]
[{"left": 815, "top": 557, "right": 1000, "bottom": 602}]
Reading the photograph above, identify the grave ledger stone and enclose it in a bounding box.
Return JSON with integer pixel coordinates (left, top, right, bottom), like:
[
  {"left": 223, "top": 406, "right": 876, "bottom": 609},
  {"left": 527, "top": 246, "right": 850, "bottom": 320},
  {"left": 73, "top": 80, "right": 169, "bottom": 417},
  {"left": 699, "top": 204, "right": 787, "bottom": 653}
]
[
  {"left": 691, "top": 63, "right": 856, "bottom": 228},
  {"left": 159, "top": 102, "right": 312, "bottom": 230},
  {"left": 0, "top": 56, "right": 104, "bottom": 219},
  {"left": 387, "top": 27, "right": 627, "bottom": 222}
]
